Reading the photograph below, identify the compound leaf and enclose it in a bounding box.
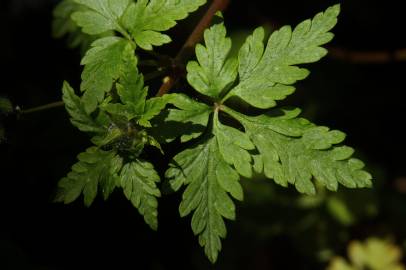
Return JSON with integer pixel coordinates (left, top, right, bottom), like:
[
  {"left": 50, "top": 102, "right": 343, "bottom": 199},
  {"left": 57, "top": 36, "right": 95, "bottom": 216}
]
[
  {"left": 122, "top": 0, "right": 206, "bottom": 50},
  {"left": 224, "top": 4, "right": 340, "bottom": 109},
  {"left": 166, "top": 5, "right": 371, "bottom": 262},
  {"left": 120, "top": 160, "right": 161, "bottom": 230},
  {"left": 56, "top": 147, "right": 123, "bottom": 206},
  {"left": 224, "top": 106, "right": 372, "bottom": 195}
]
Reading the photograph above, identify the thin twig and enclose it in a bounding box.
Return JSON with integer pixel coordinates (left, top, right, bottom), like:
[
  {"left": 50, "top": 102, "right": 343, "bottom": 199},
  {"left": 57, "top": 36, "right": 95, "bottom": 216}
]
[
  {"left": 329, "top": 47, "right": 406, "bottom": 63},
  {"left": 19, "top": 101, "right": 65, "bottom": 115},
  {"left": 156, "top": 0, "right": 231, "bottom": 97}
]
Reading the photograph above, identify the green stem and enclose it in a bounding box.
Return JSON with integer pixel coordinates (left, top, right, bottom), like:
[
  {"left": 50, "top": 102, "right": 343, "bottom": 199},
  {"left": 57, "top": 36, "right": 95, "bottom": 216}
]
[
  {"left": 220, "top": 105, "right": 244, "bottom": 121},
  {"left": 116, "top": 24, "right": 133, "bottom": 41},
  {"left": 19, "top": 101, "right": 65, "bottom": 115},
  {"left": 221, "top": 91, "right": 233, "bottom": 104}
]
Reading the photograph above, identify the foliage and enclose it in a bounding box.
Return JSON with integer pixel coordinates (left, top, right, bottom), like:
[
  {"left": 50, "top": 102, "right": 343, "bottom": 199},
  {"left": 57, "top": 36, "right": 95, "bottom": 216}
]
[
  {"left": 52, "top": 1, "right": 372, "bottom": 263},
  {"left": 327, "top": 238, "right": 405, "bottom": 270}
]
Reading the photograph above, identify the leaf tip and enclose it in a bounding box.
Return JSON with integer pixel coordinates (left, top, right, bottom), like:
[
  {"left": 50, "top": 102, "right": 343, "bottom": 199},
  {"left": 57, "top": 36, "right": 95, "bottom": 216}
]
[{"left": 328, "top": 4, "right": 341, "bottom": 16}]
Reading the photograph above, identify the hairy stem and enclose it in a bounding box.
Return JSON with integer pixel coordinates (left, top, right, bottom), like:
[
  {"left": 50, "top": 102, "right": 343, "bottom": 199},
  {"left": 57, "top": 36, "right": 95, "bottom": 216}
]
[
  {"left": 156, "top": 0, "right": 230, "bottom": 97},
  {"left": 19, "top": 101, "right": 65, "bottom": 115}
]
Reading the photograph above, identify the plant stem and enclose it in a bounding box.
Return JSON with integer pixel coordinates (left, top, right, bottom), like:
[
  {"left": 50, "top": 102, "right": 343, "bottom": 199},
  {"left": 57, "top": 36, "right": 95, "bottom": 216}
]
[
  {"left": 156, "top": 0, "right": 231, "bottom": 97},
  {"left": 19, "top": 101, "right": 65, "bottom": 115},
  {"left": 144, "top": 68, "right": 168, "bottom": 81},
  {"left": 139, "top": 60, "right": 160, "bottom": 67}
]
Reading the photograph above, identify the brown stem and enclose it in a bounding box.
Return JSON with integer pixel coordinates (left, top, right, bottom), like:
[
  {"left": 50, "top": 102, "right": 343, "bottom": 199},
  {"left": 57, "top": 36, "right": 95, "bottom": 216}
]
[
  {"left": 156, "top": 0, "right": 231, "bottom": 97},
  {"left": 329, "top": 47, "right": 406, "bottom": 63}
]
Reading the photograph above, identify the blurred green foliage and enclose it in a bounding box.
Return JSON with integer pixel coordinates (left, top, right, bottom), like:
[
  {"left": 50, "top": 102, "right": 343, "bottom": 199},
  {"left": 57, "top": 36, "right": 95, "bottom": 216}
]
[{"left": 328, "top": 237, "right": 405, "bottom": 270}]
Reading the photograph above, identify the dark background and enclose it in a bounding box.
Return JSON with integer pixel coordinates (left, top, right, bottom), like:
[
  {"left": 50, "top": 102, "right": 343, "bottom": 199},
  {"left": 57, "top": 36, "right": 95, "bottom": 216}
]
[{"left": 1, "top": 0, "right": 406, "bottom": 269}]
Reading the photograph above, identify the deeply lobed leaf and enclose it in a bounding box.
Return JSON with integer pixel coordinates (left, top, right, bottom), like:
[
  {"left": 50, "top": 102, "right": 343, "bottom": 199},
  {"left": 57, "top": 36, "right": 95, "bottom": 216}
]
[
  {"left": 72, "top": 0, "right": 130, "bottom": 35},
  {"left": 223, "top": 106, "right": 372, "bottom": 195},
  {"left": 122, "top": 0, "right": 207, "bottom": 50},
  {"left": 99, "top": 49, "right": 168, "bottom": 127},
  {"left": 150, "top": 93, "right": 211, "bottom": 143},
  {"left": 186, "top": 23, "right": 238, "bottom": 99},
  {"left": 53, "top": 0, "right": 103, "bottom": 52},
  {"left": 121, "top": 160, "right": 161, "bottom": 230},
  {"left": 55, "top": 147, "right": 123, "bottom": 206},
  {"left": 165, "top": 110, "right": 252, "bottom": 262},
  {"left": 163, "top": 5, "right": 371, "bottom": 263},
  {"left": 101, "top": 47, "right": 147, "bottom": 120},
  {"left": 223, "top": 4, "right": 340, "bottom": 109},
  {"left": 62, "top": 81, "right": 106, "bottom": 133},
  {"left": 80, "top": 37, "right": 135, "bottom": 113}
]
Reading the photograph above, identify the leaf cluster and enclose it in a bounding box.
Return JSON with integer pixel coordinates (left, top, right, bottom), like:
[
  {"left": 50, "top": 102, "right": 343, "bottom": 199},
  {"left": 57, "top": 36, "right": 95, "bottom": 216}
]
[{"left": 53, "top": 1, "right": 371, "bottom": 263}]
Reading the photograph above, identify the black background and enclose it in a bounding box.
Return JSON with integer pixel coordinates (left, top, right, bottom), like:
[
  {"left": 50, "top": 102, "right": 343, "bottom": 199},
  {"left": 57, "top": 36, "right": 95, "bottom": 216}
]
[{"left": 1, "top": 0, "right": 406, "bottom": 269}]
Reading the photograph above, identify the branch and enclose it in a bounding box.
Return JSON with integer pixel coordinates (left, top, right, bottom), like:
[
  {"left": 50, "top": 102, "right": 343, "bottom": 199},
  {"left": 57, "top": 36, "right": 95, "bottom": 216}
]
[
  {"left": 156, "top": 0, "right": 231, "bottom": 97},
  {"left": 329, "top": 47, "right": 406, "bottom": 63}
]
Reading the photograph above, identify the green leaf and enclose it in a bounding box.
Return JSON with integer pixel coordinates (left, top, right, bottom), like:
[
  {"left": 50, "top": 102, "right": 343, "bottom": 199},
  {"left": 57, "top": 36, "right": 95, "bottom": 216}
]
[
  {"left": 148, "top": 95, "right": 209, "bottom": 144},
  {"left": 72, "top": 0, "right": 130, "bottom": 35},
  {"left": 223, "top": 4, "right": 340, "bottom": 108},
  {"left": 116, "top": 54, "right": 147, "bottom": 113},
  {"left": 52, "top": 0, "right": 100, "bottom": 52},
  {"left": 100, "top": 52, "right": 167, "bottom": 126},
  {"left": 326, "top": 196, "right": 355, "bottom": 226},
  {"left": 80, "top": 36, "right": 134, "bottom": 113},
  {"left": 90, "top": 124, "right": 122, "bottom": 147},
  {"left": 186, "top": 23, "right": 238, "bottom": 99},
  {"left": 165, "top": 111, "right": 250, "bottom": 262},
  {"left": 328, "top": 238, "right": 406, "bottom": 270},
  {"left": 224, "top": 106, "right": 372, "bottom": 195},
  {"left": 122, "top": 0, "right": 206, "bottom": 50},
  {"left": 53, "top": 0, "right": 80, "bottom": 38},
  {"left": 167, "top": 7, "right": 370, "bottom": 261},
  {"left": 138, "top": 97, "right": 168, "bottom": 127},
  {"left": 120, "top": 160, "right": 161, "bottom": 230},
  {"left": 150, "top": 93, "right": 211, "bottom": 143},
  {"left": 213, "top": 114, "right": 255, "bottom": 178},
  {"left": 101, "top": 48, "right": 147, "bottom": 120},
  {"left": 55, "top": 147, "right": 123, "bottom": 206},
  {"left": 62, "top": 81, "right": 106, "bottom": 133}
]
